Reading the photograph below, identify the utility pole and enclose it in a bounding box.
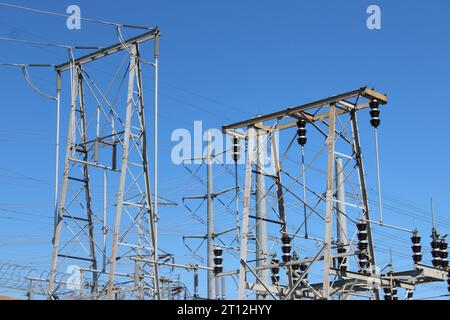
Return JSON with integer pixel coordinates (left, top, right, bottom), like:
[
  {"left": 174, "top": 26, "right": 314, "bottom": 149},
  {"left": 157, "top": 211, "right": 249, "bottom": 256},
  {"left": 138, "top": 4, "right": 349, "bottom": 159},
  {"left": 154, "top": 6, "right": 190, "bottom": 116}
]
[{"left": 182, "top": 131, "right": 238, "bottom": 300}]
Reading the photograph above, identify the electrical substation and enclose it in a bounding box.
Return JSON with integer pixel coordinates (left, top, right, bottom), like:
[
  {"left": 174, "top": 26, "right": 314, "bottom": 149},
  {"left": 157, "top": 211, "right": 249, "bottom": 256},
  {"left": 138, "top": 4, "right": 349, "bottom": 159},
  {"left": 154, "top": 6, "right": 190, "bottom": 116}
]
[{"left": 0, "top": 3, "right": 449, "bottom": 301}]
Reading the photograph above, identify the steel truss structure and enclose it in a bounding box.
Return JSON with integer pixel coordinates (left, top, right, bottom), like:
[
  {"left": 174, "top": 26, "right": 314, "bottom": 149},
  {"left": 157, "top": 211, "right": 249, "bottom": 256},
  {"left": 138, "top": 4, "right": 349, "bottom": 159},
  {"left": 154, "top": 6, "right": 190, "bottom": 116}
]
[
  {"left": 48, "top": 30, "right": 173, "bottom": 300},
  {"left": 1, "top": 26, "right": 448, "bottom": 300},
  {"left": 217, "top": 88, "right": 449, "bottom": 300}
]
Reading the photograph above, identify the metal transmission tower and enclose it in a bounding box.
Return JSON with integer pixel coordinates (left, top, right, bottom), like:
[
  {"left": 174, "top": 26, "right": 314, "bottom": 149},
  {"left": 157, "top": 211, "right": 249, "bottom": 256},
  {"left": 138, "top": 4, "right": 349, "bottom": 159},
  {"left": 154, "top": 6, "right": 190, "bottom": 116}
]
[
  {"left": 221, "top": 88, "right": 386, "bottom": 300},
  {"left": 181, "top": 132, "right": 239, "bottom": 300},
  {"left": 49, "top": 30, "right": 162, "bottom": 300},
  {"left": 219, "top": 88, "right": 450, "bottom": 300}
]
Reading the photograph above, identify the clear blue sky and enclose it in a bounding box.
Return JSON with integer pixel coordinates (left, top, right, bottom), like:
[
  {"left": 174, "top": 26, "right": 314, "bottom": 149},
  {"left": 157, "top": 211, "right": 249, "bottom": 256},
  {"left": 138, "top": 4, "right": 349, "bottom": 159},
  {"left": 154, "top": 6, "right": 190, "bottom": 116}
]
[{"left": 0, "top": 0, "right": 449, "bottom": 299}]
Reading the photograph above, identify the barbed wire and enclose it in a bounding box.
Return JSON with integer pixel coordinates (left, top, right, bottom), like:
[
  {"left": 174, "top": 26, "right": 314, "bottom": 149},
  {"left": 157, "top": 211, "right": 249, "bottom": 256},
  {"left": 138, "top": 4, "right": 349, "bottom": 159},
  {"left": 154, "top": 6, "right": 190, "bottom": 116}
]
[{"left": 0, "top": 262, "right": 69, "bottom": 293}]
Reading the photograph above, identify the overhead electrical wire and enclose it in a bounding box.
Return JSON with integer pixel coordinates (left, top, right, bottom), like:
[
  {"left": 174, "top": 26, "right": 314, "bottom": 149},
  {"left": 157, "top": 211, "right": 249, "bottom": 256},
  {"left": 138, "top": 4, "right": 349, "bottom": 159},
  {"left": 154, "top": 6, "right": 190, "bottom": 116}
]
[
  {"left": 2, "top": 5, "right": 446, "bottom": 300},
  {"left": 0, "top": 63, "right": 56, "bottom": 100},
  {"left": 0, "top": 36, "right": 102, "bottom": 50},
  {"left": 21, "top": 65, "right": 57, "bottom": 100},
  {"left": 0, "top": 2, "right": 153, "bottom": 30},
  {"left": 0, "top": 23, "right": 243, "bottom": 123}
]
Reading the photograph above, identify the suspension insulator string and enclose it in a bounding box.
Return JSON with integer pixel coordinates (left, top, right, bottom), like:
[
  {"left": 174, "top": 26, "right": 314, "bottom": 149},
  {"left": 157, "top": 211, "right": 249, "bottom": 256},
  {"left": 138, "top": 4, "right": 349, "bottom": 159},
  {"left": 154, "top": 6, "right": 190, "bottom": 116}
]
[
  {"left": 296, "top": 117, "right": 308, "bottom": 238},
  {"left": 270, "top": 255, "right": 280, "bottom": 285},
  {"left": 337, "top": 243, "right": 348, "bottom": 271},
  {"left": 292, "top": 251, "right": 299, "bottom": 283},
  {"left": 406, "top": 289, "right": 414, "bottom": 300},
  {"left": 369, "top": 99, "right": 384, "bottom": 225}
]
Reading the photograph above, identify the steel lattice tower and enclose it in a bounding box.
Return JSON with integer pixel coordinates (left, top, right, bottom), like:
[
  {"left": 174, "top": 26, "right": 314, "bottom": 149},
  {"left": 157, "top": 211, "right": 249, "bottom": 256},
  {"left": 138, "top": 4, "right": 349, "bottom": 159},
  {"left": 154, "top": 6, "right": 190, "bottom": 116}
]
[
  {"left": 49, "top": 30, "right": 161, "bottom": 300},
  {"left": 218, "top": 88, "right": 449, "bottom": 300}
]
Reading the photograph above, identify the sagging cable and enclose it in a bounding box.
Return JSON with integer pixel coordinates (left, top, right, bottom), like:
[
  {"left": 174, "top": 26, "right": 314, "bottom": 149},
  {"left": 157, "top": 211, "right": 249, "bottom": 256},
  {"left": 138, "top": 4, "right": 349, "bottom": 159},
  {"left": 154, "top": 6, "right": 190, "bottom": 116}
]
[
  {"left": 21, "top": 65, "right": 57, "bottom": 101},
  {"left": 0, "top": 63, "right": 56, "bottom": 101},
  {"left": 115, "top": 25, "right": 155, "bottom": 67}
]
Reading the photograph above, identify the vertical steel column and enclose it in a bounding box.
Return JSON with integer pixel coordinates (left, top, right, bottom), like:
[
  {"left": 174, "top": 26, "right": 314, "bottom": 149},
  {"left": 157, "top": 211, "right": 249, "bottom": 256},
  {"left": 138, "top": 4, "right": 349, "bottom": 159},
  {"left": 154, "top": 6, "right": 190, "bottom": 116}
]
[
  {"left": 107, "top": 48, "right": 137, "bottom": 299},
  {"left": 136, "top": 43, "right": 161, "bottom": 299},
  {"left": 136, "top": 208, "right": 144, "bottom": 300},
  {"left": 350, "top": 110, "right": 380, "bottom": 300},
  {"left": 102, "top": 169, "right": 107, "bottom": 272},
  {"left": 53, "top": 71, "right": 61, "bottom": 234},
  {"left": 255, "top": 127, "right": 268, "bottom": 299},
  {"left": 221, "top": 276, "right": 226, "bottom": 300},
  {"left": 322, "top": 104, "right": 336, "bottom": 299},
  {"left": 238, "top": 127, "right": 256, "bottom": 299},
  {"left": 206, "top": 131, "right": 216, "bottom": 299},
  {"left": 78, "top": 68, "right": 98, "bottom": 291},
  {"left": 49, "top": 65, "right": 79, "bottom": 296},
  {"left": 215, "top": 277, "right": 220, "bottom": 300},
  {"left": 335, "top": 158, "right": 348, "bottom": 250},
  {"left": 271, "top": 130, "right": 294, "bottom": 289},
  {"left": 153, "top": 32, "right": 160, "bottom": 299}
]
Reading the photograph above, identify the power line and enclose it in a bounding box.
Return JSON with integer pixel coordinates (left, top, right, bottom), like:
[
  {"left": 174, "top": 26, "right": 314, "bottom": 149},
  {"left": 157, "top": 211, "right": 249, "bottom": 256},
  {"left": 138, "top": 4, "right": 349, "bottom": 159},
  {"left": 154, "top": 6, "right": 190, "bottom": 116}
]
[
  {"left": 0, "top": 2, "right": 153, "bottom": 30},
  {"left": 0, "top": 36, "right": 102, "bottom": 50}
]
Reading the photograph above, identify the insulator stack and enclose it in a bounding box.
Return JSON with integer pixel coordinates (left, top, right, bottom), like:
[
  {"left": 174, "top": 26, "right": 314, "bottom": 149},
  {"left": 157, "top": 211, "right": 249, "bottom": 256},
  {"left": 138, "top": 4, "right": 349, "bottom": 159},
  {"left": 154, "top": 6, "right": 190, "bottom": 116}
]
[
  {"left": 281, "top": 235, "right": 292, "bottom": 263},
  {"left": 431, "top": 236, "right": 441, "bottom": 268},
  {"left": 383, "top": 288, "right": 391, "bottom": 300},
  {"left": 411, "top": 230, "right": 422, "bottom": 264},
  {"left": 271, "top": 257, "right": 280, "bottom": 285},
  {"left": 406, "top": 290, "right": 414, "bottom": 300},
  {"left": 391, "top": 288, "right": 398, "bottom": 300},
  {"left": 213, "top": 247, "right": 223, "bottom": 274},
  {"left": 448, "top": 270, "right": 450, "bottom": 293},
  {"left": 337, "top": 242, "right": 347, "bottom": 271},
  {"left": 296, "top": 117, "right": 307, "bottom": 146},
  {"left": 369, "top": 99, "right": 381, "bottom": 128},
  {"left": 232, "top": 137, "right": 241, "bottom": 162},
  {"left": 291, "top": 252, "right": 308, "bottom": 285},
  {"left": 383, "top": 287, "right": 398, "bottom": 300},
  {"left": 357, "top": 220, "right": 369, "bottom": 272},
  {"left": 292, "top": 251, "right": 299, "bottom": 282},
  {"left": 440, "top": 239, "right": 448, "bottom": 268},
  {"left": 299, "top": 262, "right": 308, "bottom": 283}
]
